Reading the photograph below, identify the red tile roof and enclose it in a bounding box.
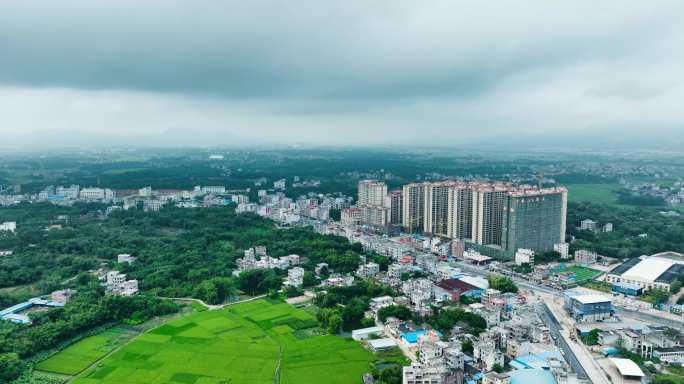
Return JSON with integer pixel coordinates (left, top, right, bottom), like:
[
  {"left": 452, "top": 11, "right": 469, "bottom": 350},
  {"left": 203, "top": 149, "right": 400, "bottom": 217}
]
[{"left": 435, "top": 278, "right": 480, "bottom": 292}]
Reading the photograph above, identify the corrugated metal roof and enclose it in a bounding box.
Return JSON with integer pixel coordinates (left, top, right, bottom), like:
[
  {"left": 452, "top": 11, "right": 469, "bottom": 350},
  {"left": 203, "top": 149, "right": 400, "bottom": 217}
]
[
  {"left": 622, "top": 258, "right": 674, "bottom": 282},
  {"left": 656, "top": 263, "right": 684, "bottom": 283},
  {"left": 436, "top": 278, "right": 480, "bottom": 293},
  {"left": 609, "top": 258, "right": 640, "bottom": 275},
  {"left": 609, "top": 358, "right": 645, "bottom": 377},
  {"left": 509, "top": 369, "right": 556, "bottom": 384}
]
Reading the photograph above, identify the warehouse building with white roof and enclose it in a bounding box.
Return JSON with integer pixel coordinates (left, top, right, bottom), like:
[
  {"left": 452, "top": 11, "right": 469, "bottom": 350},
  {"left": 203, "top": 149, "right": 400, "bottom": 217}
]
[
  {"left": 564, "top": 288, "right": 614, "bottom": 323},
  {"left": 606, "top": 252, "right": 684, "bottom": 292}
]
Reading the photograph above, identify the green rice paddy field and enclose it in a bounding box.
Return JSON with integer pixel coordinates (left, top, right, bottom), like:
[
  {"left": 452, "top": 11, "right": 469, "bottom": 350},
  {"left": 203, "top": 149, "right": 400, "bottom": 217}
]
[
  {"left": 38, "top": 299, "right": 374, "bottom": 384},
  {"left": 35, "top": 326, "right": 140, "bottom": 375}
]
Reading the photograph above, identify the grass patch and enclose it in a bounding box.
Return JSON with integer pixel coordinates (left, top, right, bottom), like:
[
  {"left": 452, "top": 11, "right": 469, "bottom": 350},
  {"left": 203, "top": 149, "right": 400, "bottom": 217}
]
[
  {"left": 582, "top": 280, "right": 612, "bottom": 293},
  {"left": 67, "top": 299, "right": 374, "bottom": 384},
  {"left": 191, "top": 301, "right": 208, "bottom": 312},
  {"left": 565, "top": 183, "right": 621, "bottom": 204}
]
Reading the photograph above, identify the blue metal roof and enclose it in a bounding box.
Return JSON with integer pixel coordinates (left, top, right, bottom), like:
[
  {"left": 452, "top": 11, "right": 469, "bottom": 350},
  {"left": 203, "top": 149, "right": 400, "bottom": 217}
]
[
  {"left": 512, "top": 352, "right": 562, "bottom": 370},
  {"left": 0, "top": 297, "right": 66, "bottom": 319},
  {"left": 510, "top": 369, "right": 556, "bottom": 384}
]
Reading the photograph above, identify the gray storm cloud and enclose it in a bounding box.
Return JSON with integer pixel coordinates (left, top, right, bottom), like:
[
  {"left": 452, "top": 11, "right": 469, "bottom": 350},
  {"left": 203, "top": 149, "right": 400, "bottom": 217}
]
[{"left": 0, "top": 0, "right": 683, "bottom": 149}]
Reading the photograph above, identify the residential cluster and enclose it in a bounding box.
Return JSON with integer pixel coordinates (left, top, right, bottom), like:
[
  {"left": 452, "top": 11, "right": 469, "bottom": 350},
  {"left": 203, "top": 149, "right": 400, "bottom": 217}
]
[
  {"left": 621, "top": 179, "right": 684, "bottom": 207},
  {"left": 0, "top": 183, "right": 251, "bottom": 212},
  {"left": 347, "top": 268, "right": 589, "bottom": 384},
  {"left": 249, "top": 189, "right": 352, "bottom": 223},
  {"left": 339, "top": 180, "right": 568, "bottom": 259},
  {"left": 102, "top": 271, "right": 139, "bottom": 296},
  {"left": 233, "top": 246, "right": 304, "bottom": 287}
]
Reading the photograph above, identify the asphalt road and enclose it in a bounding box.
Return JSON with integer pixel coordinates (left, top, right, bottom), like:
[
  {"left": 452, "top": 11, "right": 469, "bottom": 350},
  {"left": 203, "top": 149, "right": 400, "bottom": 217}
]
[{"left": 536, "top": 303, "right": 589, "bottom": 381}]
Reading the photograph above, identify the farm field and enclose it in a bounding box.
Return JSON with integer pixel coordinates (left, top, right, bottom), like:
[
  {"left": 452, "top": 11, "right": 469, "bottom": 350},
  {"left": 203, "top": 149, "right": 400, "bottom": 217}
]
[
  {"left": 565, "top": 183, "right": 621, "bottom": 204},
  {"left": 559, "top": 265, "right": 603, "bottom": 284},
  {"left": 36, "top": 326, "right": 140, "bottom": 375},
  {"left": 63, "top": 299, "right": 374, "bottom": 384}
]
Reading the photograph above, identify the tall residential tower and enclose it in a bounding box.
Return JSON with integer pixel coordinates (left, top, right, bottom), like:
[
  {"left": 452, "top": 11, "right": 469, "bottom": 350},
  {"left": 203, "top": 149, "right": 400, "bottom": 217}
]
[{"left": 502, "top": 187, "right": 567, "bottom": 253}]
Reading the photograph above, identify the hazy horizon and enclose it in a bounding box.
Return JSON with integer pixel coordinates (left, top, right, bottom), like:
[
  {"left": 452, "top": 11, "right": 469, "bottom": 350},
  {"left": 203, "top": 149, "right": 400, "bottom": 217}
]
[{"left": 1, "top": 1, "right": 683, "bottom": 150}]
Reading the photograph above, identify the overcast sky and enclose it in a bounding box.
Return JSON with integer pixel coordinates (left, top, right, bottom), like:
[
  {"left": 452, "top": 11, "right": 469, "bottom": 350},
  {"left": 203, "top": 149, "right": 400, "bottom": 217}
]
[{"left": 1, "top": 1, "right": 683, "bottom": 149}]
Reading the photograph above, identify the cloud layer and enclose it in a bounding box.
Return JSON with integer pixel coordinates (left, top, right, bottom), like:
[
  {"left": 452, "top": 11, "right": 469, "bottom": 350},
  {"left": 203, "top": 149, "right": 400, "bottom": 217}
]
[{"left": 1, "top": 1, "right": 683, "bottom": 148}]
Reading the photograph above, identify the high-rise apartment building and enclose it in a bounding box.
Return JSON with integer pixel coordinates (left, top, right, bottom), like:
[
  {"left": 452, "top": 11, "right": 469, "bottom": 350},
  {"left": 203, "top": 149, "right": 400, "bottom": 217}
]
[
  {"left": 471, "top": 183, "right": 509, "bottom": 247},
  {"left": 422, "top": 181, "right": 473, "bottom": 239},
  {"left": 388, "top": 190, "right": 403, "bottom": 225},
  {"left": 357, "top": 180, "right": 388, "bottom": 227},
  {"left": 447, "top": 183, "right": 472, "bottom": 240},
  {"left": 399, "top": 180, "right": 567, "bottom": 256},
  {"left": 402, "top": 183, "right": 427, "bottom": 233},
  {"left": 423, "top": 182, "right": 452, "bottom": 237},
  {"left": 502, "top": 187, "right": 568, "bottom": 253},
  {"left": 358, "top": 180, "right": 387, "bottom": 207}
]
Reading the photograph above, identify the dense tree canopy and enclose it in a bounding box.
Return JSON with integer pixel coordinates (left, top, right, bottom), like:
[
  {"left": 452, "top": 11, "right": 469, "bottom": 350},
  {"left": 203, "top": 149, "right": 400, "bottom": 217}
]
[
  {"left": 425, "top": 307, "right": 487, "bottom": 335},
  {"left": 487, "top": 275, "right": 518, "bottom": 294},
  {"left": 567, "top": 201, "right": 684, "bottom": 258},
  {"left": 0, "top": 204, "right": 368, "bottom": 305},
  {"left": 378, "top": 305, "right": 412, "bottom": 323}
]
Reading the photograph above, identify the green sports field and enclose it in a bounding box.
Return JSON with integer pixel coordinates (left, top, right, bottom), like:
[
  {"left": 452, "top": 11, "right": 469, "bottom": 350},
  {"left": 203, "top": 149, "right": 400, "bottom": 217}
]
[
  {"left": 560, "top": 265, "right": 603, "bottom": 283},
  {"left": 62, "top": 299, "right": 374, "bottom": 384}
]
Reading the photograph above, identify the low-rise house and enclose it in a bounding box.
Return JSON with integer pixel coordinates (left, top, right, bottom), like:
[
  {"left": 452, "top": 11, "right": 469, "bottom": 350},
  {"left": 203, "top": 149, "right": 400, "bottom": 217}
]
[
  {"left": 117, "top": 254, "right": 136, "bottom": 264},
  {"left": 287, "top": 267, "right": 304, "bottom": 287},
  {"left": 387, "top": 263, "right": 405, "bottom": 279},
  {"left": 514, "top": 249, "right": 534, "bottom": 266},
  {"left": 104, "top": 271, "right": 139, "bottom": 296},
  {"left": 369, "top": 296, "right": 394, "bottom": 316},
  {"left": 402, "top": 278, "right": 434, "bottom": 314},
  {"left": 356, "top": 262, "right": 380, "bottom": 278},
  {"left": 532, "top": 264, "right": 552, "bottom": 282},
  {"left": 119, "top": 280, "right": 139, "bottom": 296},
  {"left": 574, "top": 249, "right": 598, "bottom": 265},
  {"left": 481, "top": 289, "right": 503, "bottom": 311},
  {"left": 554, "top": 242, "right": 570, "bottom": 259},
  {"left": 0, "top": 221, "right": 16, "bottom": 232},
  {"left": 315, "top": 263, "right": 328, "bottom": 276},
  {"left": 324, "top": 275, "right": 355, "bottom": 287},
  {"left": 482, "top": 372, "right": 510, "bottom": 384},
  {"left": 474, "top": 339, "right": 505, "bottom": 372},
  {"left": 653, "top": 347, "right": 684, "bottom": 365},
  {"left": 580, "top": 219, "right": 598, "bottom": 232},
  {"left": 403, "top": 336, "right": 464, "bottom": 384}
]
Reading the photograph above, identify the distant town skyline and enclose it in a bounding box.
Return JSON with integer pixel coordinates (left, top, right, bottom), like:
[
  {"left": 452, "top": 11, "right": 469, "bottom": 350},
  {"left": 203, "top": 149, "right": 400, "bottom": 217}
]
[{"left": 1, "top": 1, "right": 683, "bottom": 149}]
